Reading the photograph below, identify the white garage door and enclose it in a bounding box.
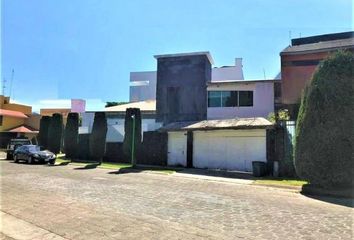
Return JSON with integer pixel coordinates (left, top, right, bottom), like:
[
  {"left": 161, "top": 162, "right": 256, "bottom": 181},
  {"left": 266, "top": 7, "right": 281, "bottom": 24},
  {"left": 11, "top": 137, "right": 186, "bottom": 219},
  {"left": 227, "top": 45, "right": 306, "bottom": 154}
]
[
  {"left": 168, "top": 132, "right": 187, "bottom": 167},
  {"left": 193, "top": 130, "right": 267, "bottom": 172}
]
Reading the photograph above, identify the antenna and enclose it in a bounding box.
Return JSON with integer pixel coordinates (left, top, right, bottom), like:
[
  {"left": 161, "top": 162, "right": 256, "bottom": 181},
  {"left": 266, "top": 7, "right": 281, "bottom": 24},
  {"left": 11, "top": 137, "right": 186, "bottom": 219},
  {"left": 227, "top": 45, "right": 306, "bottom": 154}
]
[
  {"left": 289, "top": 30, "right": 292, "bottom": 46},
  {"left": 299, "top": 32, "right": 302, "bottom": 38},
  {"left": 263, "top": 68, "right": 266, "bottom": 80},
  {"left": 9, "top": 69, "right": 14, "bottom": 98},
  {"left": 2, "top": 77, "right": 6, "bottom": 96}
]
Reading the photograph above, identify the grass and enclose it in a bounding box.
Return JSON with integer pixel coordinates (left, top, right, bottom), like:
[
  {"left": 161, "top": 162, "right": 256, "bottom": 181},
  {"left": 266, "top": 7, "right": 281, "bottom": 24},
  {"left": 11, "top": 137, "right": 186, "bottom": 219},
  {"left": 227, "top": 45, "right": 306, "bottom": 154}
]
[
  {"left": 54, "top": 155, "right": 175, "bottom": 174},
  {"left": 254, "top": 178, "right": 308, "bottom": 187}
]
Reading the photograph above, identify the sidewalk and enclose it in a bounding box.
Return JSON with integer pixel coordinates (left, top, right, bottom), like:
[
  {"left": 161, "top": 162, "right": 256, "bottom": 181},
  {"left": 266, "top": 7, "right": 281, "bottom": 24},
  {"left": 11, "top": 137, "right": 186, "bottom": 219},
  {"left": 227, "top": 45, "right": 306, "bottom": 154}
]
[{"left": 0, "top": 211, "right": 68, "bottom": 240}]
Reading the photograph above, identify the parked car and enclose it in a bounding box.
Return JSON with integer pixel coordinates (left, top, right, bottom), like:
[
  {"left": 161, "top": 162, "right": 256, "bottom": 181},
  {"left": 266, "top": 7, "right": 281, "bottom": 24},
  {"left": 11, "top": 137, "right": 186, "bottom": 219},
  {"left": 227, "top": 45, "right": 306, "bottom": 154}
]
[
  {"left": 14, "top": 145, "right": 56, "bottom": 164},
  {"left": 6, "top": 138, "right": 32, "bottom": 160}
]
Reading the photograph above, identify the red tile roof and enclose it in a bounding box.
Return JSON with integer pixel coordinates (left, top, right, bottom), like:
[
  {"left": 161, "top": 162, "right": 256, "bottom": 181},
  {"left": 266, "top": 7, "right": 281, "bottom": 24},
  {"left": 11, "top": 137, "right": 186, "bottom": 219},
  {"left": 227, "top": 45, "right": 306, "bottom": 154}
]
[
  {"left": 0, "top": 109, "right": 28, "bottom": 118},
  {"left": 7, "top": 125, "right": 39, "bottom": 133}
]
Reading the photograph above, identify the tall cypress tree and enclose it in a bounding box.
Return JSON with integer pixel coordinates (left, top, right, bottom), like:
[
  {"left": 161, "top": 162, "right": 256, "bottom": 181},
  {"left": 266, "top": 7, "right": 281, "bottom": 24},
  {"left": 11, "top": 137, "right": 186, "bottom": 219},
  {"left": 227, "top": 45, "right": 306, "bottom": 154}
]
[
  {"left": 123, "top": 108, "right": 142, "bottom": 166},
  {"left": 89, "top": 112, "right": 107, "bottom": 163},
  {"left": 47, "top": 113, "right": 63, "bottom": 154},
  {"left": 64, "top": 112, "right": 79, "bottom": 158},
  {"left": 38, "top": 116, "right": 51, "bottom": 149}
]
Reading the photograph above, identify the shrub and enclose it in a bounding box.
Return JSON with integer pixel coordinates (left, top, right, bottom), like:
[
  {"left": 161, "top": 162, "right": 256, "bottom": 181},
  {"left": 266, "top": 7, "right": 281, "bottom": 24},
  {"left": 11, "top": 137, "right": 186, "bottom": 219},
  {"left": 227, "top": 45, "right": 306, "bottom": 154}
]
[
  {"left": 38, "top": 116, "right": 51, "bottom": 149},
  {"left": 64, "top": 112, "right": 79, "bottom": 158},
  {"left": 78, "top": 134, "right": 90, "bottom": 160},
  {"left": 89, "top": 112, "right": 107, "bottom": 162},
  {"left": 47, "top": 113, "right": 63, "bottom": 154},
  {"left": 123, "top": 108, "right": 142, "bottom": 166},
  {"left": 294, "top": 51, "right": 354, "bottom": 188}
]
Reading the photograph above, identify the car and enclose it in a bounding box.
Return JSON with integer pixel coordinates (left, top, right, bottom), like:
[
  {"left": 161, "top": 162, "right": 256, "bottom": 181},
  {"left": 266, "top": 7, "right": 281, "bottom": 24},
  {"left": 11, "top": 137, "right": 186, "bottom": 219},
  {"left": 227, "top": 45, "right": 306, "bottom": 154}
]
[
  {"left": 6, "top": 138, "right": 32, "bottom": 160},
  {"left": 14, "top": 145, "right": 56, "bottom": 165}
]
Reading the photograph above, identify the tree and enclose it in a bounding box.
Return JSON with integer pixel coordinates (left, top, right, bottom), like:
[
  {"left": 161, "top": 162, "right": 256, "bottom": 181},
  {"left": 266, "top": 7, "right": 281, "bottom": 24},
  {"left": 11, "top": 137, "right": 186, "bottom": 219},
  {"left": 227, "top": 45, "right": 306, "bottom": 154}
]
[
  {"left": 38, "top": 116, "right": 51, "bottom": 149},
  {"left": 105, "top": 102, "right": 129, "bottom": 108},
  {"left": 294, "top": 51, "right": 354, "bottom": 188},
  {"left": 47, "top": 113, "right": 63, "bottom": 154},
  {"left": 89, "top": 112, "right": 107, "bottom": 163},
  {"left": 64, "top": 112, "right": 79, "bottom": 158},
  {"left": 123, "top": 108, "right": 142, "bottom": 166}
]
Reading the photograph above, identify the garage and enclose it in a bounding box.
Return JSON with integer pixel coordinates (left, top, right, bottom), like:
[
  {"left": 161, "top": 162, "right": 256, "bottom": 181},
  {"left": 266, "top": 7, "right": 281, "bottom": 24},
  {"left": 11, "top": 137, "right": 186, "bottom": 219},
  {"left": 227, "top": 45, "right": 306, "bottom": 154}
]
[
  {"left": 193, "top": 129, "right": 267, "bottom": 172},
  {"left": 161, "top": 118, "right": 273, "bottom": 172}
]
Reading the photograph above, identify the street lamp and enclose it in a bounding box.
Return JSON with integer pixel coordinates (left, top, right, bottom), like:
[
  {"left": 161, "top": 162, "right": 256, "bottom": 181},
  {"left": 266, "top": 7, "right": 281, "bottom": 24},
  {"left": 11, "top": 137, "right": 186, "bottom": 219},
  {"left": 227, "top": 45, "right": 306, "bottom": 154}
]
[{"left": 131, "top": 114, "right": 136, "bottom": 167}]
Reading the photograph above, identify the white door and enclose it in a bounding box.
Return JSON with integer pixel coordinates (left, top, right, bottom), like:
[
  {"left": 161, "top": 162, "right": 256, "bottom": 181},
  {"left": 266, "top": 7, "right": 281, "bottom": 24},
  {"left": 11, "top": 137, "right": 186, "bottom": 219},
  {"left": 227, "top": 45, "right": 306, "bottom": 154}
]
[
  {"left": 167, "top": 132, "right": 187, "bottom": 167},
  {"left": 193, "top": 130, "right": 267, "bottom": 172}
]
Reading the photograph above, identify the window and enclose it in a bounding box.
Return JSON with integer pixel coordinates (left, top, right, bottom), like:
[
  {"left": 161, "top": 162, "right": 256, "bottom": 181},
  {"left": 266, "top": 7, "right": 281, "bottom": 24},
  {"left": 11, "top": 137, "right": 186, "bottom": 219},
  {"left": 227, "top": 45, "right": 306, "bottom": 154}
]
[
  {"left": 0, "top": 116, "right": 2, "bottom": 126},
  {"left": 239, "top": 91, "right": 253, "bottom": 106},
  {"left": 208, "top": 91, "right": 222, "bottom": 107},
  {"left": 208, "top": 91, "right": 253, "bottom": 107}
]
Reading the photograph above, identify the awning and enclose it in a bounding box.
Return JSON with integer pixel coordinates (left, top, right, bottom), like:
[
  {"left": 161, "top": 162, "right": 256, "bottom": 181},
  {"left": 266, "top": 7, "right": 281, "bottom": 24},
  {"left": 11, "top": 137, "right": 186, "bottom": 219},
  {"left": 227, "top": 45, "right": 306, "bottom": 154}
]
[
  {"left": 7, "top": 125, "right": 39, "bottom": 134},
  {"left": 0, "top": 109, "right": 28, "bottom": 119},
  {"left": 159, "top": 117, "right": 274, "bottom": 132}
]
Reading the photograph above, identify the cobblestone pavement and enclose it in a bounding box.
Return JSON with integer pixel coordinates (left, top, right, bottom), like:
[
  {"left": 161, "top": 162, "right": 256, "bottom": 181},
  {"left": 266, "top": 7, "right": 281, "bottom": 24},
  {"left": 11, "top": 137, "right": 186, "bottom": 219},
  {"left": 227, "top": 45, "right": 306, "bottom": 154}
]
[{"left": 0, "top": 160, "right": 353, "bottom": 240}]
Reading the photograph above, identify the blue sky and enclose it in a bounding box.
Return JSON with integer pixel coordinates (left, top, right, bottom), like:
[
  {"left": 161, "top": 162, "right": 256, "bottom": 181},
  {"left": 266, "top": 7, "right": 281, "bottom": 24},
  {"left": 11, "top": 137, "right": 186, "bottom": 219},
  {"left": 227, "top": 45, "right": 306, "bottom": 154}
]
[{"left": 1, "top": 0, "right": 353, "bottom": 111}]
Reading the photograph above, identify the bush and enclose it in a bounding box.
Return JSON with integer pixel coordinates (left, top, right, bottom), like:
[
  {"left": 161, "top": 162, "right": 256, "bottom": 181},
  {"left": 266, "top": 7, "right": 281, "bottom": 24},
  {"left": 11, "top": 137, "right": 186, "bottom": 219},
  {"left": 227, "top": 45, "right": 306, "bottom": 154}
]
[
  {"left": 77, "top": 134, "right": 90, "bottom": 160},
  {"left": 47, "top": 113, "right": 63, "bottom": 154},
  {"left": 294, "top": 51, "right": 354, "bottom": 188},
  {"left": 123, "top": 108, "right": 142, "bottom": 165},
  {"left": 38, "top": 116, "right": 51, "bottom": 149},
  {"left": 64, "top": 112, "right": 79, "bottom": 158},
  {"left": 89, "top": 112, "right": 107, "bottom": 162}
]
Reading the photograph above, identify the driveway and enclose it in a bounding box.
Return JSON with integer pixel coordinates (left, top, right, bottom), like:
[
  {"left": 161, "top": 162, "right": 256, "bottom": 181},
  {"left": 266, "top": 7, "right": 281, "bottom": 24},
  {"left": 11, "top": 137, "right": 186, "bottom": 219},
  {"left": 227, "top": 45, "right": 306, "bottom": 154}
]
[{"left": 0, "top": 160, "right": 352, "bottom": 240}]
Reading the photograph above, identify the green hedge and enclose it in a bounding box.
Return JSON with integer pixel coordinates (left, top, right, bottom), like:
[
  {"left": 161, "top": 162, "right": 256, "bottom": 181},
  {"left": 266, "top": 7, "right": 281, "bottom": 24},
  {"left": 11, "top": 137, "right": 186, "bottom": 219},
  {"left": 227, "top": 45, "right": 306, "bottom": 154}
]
[
  {"left": 294, "top": 51, "right": 354, "bottom": 188},
  {"left": 47, "top": 113, "right": 63, "bottom": 154},
  {"left": 38, "top": 116, "right": 51, "bottom": 149},
  {"left": 64, "top": 112, "right": 79, "bottom": 158},
  {"left": 89, "top": 112, "right": 107, "bottom": 162}
]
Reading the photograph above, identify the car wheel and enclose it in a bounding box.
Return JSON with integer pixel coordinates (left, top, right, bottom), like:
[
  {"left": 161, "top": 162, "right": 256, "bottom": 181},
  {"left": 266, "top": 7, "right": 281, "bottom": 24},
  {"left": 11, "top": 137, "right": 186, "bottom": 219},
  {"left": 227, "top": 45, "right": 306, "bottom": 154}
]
[
  {"left": 14, "top": 155, "right": 19, "bottom": 163},
  {"left": 27, "top": 156, "right": 33, "bottom": 164},
  {"left": 6, "top": 153, "right": 13, "bottom": 160},
  {"left": 49, "top": 159, "right": 55, "bottom": 165}
]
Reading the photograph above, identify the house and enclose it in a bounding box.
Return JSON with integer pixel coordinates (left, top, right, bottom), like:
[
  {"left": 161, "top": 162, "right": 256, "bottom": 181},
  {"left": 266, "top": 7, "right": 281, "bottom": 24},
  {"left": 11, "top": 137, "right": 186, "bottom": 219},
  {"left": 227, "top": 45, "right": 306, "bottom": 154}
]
[
  {"left": 160, "top": 118, "right": 273, "bottom": 171},
  {"left": 280, "top": 31, "right": 354, "bottom": 118},
  {"left": 153, "top": 52, "right": 274, "bottom": 172},
  {"left": 0, "top": 95, "right": 40, "bottom": 147},
  {"left": 130, "top": 56, "right": 244, "bottom": 102},
  {"left": 80, "top": 100, "right": 161, "bottom": 142}
]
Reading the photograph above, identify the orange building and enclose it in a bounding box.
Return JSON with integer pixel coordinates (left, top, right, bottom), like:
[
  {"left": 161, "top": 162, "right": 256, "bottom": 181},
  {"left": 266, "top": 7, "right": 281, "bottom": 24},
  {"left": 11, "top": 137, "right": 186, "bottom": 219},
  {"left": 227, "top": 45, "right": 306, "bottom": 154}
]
[
  {"left": 0, "top": 95, "right": 40, "bottom": 147},
  {"left": 280, "top": 31, "right": 354, "bottom": 119}
]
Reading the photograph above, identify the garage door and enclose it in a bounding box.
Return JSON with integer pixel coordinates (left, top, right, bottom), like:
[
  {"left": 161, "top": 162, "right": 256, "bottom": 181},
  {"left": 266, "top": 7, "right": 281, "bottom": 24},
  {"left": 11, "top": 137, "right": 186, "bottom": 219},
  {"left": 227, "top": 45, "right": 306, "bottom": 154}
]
[
  {"left": 167, "top": 132, "right": 187, "bottom": 167},
  {"left": 193, "top": 130, "right": 267, "bottom": 172}
]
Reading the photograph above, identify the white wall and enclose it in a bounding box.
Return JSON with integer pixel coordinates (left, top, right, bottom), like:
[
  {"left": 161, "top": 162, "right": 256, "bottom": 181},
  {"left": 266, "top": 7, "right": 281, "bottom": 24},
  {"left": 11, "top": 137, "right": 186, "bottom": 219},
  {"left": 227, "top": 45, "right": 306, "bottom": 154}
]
[
  {"left": 79, "top": 112, "right": 161, "bottom": 142},
  {"left": 130, "top": 71, "right": 157, "bottom": 102},
  {"left": 211, "top": 58, "right": 244, "bottom": 81},
  {"left": 207, "top": 82, "right": 274, "bottom": 119}
]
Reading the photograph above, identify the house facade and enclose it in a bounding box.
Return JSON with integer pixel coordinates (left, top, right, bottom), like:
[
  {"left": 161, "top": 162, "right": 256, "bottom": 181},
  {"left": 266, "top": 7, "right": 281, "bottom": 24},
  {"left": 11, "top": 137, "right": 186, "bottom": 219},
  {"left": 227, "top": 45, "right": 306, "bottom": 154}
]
[
  {"left": 0, "top": 95, "right": 40, "bottom": 147},
  {"left": 280, "top": 31, "right": 354, "bottom": 118}
]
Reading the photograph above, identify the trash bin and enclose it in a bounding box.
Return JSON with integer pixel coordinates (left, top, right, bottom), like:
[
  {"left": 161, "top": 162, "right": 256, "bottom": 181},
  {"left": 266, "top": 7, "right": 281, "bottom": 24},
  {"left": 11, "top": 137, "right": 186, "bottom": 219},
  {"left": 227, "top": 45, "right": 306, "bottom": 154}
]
[{"left": 252, "top": 161, "right": 267, "bottom": 177}]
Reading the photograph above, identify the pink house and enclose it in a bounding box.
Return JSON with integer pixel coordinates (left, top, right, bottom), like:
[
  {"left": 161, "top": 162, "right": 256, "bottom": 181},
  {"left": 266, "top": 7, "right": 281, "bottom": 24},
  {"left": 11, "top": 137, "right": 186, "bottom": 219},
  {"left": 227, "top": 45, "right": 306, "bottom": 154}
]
[{"left": 207, "top": 79, "right": 279, "bottom": 120}]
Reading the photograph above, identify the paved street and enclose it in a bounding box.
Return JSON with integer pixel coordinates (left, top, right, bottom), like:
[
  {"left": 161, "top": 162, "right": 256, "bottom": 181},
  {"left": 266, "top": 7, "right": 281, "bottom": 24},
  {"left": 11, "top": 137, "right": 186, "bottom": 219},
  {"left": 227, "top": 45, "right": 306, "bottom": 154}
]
[{"left": 0, "top": 160, "right": 353, "bottom": 240}]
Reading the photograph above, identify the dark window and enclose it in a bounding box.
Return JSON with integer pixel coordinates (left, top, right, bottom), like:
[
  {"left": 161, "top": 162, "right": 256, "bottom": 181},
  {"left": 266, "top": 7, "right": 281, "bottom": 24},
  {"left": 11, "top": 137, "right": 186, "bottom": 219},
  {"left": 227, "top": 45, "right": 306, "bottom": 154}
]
[
  {"left": 222, "top": 91, "right": 238, "bottom": 107},
  {"left": 208, "top": 91, "right": 222, "bottom": 107},
  {"left": 0, "top": 116, "right": 2, "bottom": 126},
  {"left": 239, "top": 91, "right": 253, "bottom": 106}
]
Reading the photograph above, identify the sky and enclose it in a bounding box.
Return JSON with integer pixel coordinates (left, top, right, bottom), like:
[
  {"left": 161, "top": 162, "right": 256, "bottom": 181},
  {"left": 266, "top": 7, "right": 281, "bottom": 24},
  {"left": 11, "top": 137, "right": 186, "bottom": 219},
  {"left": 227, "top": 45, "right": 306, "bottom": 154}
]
[{"left": 1, "top": 0, "right": 353, "bottom": 111}]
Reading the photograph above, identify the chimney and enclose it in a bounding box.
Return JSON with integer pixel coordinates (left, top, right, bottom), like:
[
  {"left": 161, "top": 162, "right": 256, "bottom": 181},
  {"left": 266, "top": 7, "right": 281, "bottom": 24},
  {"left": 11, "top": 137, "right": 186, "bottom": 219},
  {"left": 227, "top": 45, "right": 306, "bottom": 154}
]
[{"left": 235, "top": 58, "right": 243, "bottom": 68}]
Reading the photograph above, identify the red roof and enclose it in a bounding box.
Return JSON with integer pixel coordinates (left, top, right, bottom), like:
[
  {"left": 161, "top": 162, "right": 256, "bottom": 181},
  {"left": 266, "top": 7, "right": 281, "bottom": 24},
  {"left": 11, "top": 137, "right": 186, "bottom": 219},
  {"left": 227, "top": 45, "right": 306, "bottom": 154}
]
[
  {"left": 7, "top": 125, "right": 39, "bottom": 133},
  {"left": 0, "top": 109, "right": 28, "bottom": 118}
]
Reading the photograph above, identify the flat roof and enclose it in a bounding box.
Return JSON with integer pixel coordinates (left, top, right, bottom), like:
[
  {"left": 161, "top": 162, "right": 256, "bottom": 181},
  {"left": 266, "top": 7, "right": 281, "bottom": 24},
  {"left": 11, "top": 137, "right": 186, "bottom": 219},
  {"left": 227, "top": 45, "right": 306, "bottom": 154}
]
[
  {"left": 104, "top": 100, "right": 156, "bottom": 112},
  {"left": 154, "top": 51, "right": 214, "bottom": 65},
  {"left": 208, "top": 79, "right": 280, "bottom": 85},
  {"left": 281, "top": 38, "right": 354, "bottom": 55},
  {"left": 160, "top": 117, "right": 273, "bottom": 132}
]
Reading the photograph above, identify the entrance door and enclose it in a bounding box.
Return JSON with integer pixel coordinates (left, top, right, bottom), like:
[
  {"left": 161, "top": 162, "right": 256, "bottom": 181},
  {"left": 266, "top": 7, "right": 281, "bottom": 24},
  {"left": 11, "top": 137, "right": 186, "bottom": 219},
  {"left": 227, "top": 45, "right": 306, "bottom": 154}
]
[{"left": 167, "top": 132, "right": 187, "bottom": 167}]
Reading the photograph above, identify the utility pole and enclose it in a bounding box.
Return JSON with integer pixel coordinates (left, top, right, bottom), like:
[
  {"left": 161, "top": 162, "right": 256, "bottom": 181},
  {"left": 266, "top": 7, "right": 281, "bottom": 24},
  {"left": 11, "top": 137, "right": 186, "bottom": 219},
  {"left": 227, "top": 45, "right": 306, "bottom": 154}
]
[
  {"left": 2, "top": 77, "right": 6, "bottom": 96},
  {"left": 131, "top": 114, "right": 136, "bottom": 167}
]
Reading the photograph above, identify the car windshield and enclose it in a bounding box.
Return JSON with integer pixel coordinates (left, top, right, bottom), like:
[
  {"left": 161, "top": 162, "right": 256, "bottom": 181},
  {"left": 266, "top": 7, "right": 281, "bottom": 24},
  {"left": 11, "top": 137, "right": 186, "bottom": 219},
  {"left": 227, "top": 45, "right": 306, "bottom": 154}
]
[
  {"left": 27, "top": 146, "right": 40, "bottom": 152},
  {"left": 11, "top": 140, "right": 31, "bottom": 144}
]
